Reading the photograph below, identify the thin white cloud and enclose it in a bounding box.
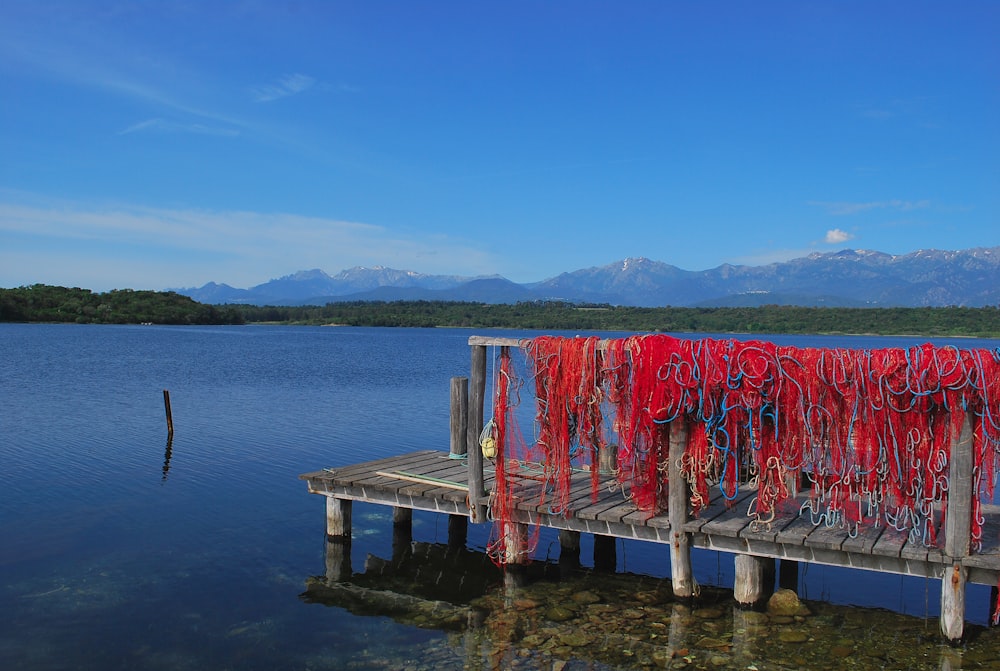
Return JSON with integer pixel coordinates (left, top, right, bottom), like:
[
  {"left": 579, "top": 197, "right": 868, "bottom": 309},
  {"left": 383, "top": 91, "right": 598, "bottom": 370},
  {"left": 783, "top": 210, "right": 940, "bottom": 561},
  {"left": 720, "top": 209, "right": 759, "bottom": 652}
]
[
  {"left": 824, "top": 228, "right": 854, "bottom": 244},
  {"left": 252, "top": 74, "right": 316, "bottom": 102},
  {"left": 0, "top": 18, "right": 252, "bottom": 135},
  {"left": 118, "top": 118, "right": 240, "bottom": 137},
  {"left": 0, "top": 197, "right": 497, "bottom": 290},
  {"left": 809, "top": 200, "right": 931, "bottom": 216}
]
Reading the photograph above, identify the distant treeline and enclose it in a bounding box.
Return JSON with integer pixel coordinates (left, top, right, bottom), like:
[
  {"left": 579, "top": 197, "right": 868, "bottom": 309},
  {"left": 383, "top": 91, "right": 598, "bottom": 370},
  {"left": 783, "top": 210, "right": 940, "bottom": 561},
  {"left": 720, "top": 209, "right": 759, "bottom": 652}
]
[
  {"left": 239, "top": 300, "right": 1000, "bottom": 338},
  {"left": 0, "top": 284, "right": 244, "bottom": 325},
  {"left": 3, "top": 285, "right": 999, "bottom": 337}
]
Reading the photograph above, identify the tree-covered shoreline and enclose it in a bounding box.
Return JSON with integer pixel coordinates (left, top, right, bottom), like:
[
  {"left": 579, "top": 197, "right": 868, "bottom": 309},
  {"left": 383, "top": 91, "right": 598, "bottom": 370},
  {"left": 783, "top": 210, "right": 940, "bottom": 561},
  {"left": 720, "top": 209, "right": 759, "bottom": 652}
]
[
  {"left": 2, "top": 284, "right": 999, "bottom": 337},
  {"left": 0, "top": 284, "right": 245, "bottom": 325}
]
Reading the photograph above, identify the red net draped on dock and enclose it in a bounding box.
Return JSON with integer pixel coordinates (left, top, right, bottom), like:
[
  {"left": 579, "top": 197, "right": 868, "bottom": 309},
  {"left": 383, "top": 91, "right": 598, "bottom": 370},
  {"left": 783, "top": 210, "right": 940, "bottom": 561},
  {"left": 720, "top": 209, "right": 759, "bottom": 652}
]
[{"left": 485, "top": 335, "right": 1000, "bottom": 564}]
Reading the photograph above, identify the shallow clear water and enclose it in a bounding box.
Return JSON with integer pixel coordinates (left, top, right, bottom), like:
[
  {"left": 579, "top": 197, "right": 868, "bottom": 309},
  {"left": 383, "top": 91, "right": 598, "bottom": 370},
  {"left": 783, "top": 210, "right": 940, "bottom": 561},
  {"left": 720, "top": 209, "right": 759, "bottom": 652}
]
[{"left": 2, "top": 324, "right": 998, "bottom": 670}]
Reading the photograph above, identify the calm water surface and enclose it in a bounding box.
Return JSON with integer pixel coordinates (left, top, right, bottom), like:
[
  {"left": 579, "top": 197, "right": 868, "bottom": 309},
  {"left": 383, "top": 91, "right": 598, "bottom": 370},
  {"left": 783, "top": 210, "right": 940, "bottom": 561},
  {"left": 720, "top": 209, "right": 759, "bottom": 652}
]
[{"left": 2, "top": 324, "right": 999, "bottom": 670}]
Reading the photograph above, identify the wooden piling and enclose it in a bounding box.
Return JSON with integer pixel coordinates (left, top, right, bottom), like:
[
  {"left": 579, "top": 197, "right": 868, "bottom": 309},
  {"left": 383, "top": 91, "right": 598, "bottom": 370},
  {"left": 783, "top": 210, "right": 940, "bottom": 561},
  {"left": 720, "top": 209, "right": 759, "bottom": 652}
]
[
  {"left": 326, "top": 497, "right": 352, "bottom": 539},
  {"left": 449, "top": 377, "right": 469, "bottom": 458},
  {"left": 668, "top": 420, "right": 695, "bottom": 598},
  {"left": 325, "top": 497, "right": 353, "bottom": 582},
  {"left": 392, "top": 507, "right": 412, "bottom": 562},
  {"left": 778, "top": 559, "right": 799, "bottom": 591},
  {"left": 941, "top": 413, "right": 974, "bottom": 642},
  {"left": 559, "top": 529, "right": 581, "bottom": 568},
  {"left": 594, "top": 535, "right": 617, "bottom": 572},
  {"left": 503, "top": 520, "right": 528, "bottom": 565},
  {"left": 448, "top": 513, "right": 468, "bottom": 549},
  {"left": 734, "top": 554, "right": 775, "bottom": 607},
  {"left": 162, "top": 389, "right": 174, "bottom": 437},
  {"left": 467, "top": 345, "right": 488, "bottom": 522}
]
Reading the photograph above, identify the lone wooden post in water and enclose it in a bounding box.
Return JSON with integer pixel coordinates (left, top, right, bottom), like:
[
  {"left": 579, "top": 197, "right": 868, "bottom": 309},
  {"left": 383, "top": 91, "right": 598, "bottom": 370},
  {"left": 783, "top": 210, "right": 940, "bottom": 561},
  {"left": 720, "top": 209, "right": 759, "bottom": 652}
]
[
  {"left": 941, "top": 412, "right": 974, "bottom": 643},
  {"left": 668, "top": 420, "right": 695, "bottom": 598},
  {"left": 162, "top": 389, "right": 174, "bottom": 438}
]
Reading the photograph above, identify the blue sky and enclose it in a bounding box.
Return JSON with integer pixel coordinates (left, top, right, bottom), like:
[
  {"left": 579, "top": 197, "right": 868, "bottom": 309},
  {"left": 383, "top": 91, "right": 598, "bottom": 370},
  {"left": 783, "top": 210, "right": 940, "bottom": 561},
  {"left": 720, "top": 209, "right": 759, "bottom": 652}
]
[{"left": 1, "top": 1, "right": 996, "bottom": 291}]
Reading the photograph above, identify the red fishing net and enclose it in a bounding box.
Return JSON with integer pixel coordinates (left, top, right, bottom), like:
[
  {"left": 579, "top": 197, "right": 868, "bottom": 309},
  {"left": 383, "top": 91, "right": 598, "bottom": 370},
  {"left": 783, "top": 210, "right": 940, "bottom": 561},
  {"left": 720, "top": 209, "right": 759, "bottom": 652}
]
[{"left": 484, "top": 334, "right": 1000, "bottom": 591}]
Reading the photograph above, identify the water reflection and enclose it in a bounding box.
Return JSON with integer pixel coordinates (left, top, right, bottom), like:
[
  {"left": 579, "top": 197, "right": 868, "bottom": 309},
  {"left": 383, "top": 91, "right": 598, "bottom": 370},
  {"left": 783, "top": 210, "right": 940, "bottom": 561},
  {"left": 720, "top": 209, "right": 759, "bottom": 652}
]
[
  {"left": 161, "top": 435, "right": 173, "bottom": 482},
  {"left": 304, "top": 540, "right": 1000, "bottom": 670}
]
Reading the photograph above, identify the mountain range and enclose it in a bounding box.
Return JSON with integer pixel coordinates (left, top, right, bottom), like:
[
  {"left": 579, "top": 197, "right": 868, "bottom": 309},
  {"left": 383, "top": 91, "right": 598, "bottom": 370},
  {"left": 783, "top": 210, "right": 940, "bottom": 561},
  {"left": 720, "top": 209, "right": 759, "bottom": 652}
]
[{"left": 173, "top": 246, "right": 1000, "bottom": 308}]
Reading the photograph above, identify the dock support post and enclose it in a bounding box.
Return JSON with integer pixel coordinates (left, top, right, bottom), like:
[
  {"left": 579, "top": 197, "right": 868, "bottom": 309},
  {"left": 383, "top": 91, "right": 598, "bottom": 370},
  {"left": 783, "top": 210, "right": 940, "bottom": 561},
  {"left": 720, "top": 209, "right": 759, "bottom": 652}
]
[
  {"left": 326, "top": 497, "right": 352, "bottom": 539},
  {"left": 325, "top": 497, "right": 352, "bottom": 582},
  {"left": 734, "top": 554, "right": 775, "bottom": 608},
  {"left": 559, "top": 529, "right": 581, "bottom": 568},
  {"left": 941, "top": 412, "right": 974, "bottom": 643},
  {"left": 467, "top": 345, "right": 488, "bottom": 523},
  {"left": 503, "top": 521, "right": 528, "bottom": 565},
  {"left": 594, "top": 535, "right": 617, "bottom": 572},
  {"left": 392, "top": 507, "right": 412, "bottom": 562},
  {"left": 778, "top": 559, "right": 799, "bottom": 591},
  {"left": 448, "top": 513, "right": 468, "bottom": 549},
  {"left": 450, "top": 377, "right": 469, "bottom": 458},
  {"left": 668, "top": 420, "right": 695, "bottom": 598}
]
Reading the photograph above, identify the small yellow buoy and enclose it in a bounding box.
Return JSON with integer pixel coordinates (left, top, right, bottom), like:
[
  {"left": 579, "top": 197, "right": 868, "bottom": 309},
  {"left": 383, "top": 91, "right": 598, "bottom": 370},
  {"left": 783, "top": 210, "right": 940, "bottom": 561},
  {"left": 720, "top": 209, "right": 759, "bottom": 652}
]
[{"left": 480, "top": 419, "right": 497, "bottom": 459}]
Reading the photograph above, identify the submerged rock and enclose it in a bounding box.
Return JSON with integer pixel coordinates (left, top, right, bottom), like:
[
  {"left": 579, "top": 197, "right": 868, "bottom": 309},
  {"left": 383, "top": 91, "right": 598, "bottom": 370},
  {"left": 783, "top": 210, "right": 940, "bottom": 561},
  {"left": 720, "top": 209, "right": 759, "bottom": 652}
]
[{"left": 768, "top": 588, "right": 808, "bottom": 617}]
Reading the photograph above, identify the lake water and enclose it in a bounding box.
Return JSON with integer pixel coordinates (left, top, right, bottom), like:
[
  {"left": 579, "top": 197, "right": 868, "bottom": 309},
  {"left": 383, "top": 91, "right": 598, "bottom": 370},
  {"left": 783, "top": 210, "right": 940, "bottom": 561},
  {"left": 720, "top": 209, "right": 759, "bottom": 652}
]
[{"left": 2, "top": 323, "right": 999, "bottom": 670}]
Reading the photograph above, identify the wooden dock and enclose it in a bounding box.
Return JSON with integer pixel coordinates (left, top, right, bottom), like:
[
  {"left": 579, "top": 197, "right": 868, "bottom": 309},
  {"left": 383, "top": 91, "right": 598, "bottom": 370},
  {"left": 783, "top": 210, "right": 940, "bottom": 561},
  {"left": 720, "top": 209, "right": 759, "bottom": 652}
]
[
  {"left": 300, "top": 449, "right": 1000, "bottom": 581},
  {"left": 302, "top": 335, "right": 1000, "bottom": 643}
]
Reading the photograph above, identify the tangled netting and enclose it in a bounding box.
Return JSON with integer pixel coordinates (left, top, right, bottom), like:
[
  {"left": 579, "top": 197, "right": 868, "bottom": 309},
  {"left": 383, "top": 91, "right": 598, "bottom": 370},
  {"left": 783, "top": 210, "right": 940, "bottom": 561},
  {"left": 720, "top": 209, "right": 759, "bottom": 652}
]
[{"left": 486, "top": 335, "right": 1000, "bottom": 575}]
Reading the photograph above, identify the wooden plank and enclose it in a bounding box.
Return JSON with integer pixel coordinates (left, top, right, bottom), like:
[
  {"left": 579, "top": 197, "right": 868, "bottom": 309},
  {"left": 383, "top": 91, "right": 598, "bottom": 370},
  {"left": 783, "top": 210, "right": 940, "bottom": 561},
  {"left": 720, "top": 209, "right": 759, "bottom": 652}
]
[
  {"left": 775, "top": 514, "right": 824, "bottom": 547},
  {"left": 347, "top": 453, "right": 454, "bottom": 491},
  {"left": 740, "top": 497, "right": 803, "bottom": 544},
  {"left": 575, "top": 486, "right": 635, "bottom": 521},
  {"left": 622, "top": 508, "right": 670, "bottom": 530},
  {"left": 594, "top": 499, "right": 642, "bottom": 526},
  {"left": 683, "top": 484, "right": 745, "bottom": 533},
  {"left": 802, "top": 521, "right": 849, "bottom": 553},
  {"left": 468, "top": 335, "right": 525, "bottom": 348},
  {"left": 870, "top": 527, "right": 910, "bottom": 559},
  {"left": 841, "top": 521, "right": 887, "bottom": 555},
  {"left": 334, "top": 451, "right": 446, "bottom": 486}
]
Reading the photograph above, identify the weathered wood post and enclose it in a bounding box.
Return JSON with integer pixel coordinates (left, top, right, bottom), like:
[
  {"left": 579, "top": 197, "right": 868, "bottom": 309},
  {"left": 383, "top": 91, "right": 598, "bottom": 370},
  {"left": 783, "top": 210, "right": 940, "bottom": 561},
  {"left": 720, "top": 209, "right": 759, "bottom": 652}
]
[
  {"left": 448, "top": 376, "right": 470, "bottom": 542},
  {"left": 325, "top": 497, "right": 352, "bottom": 582},
  {"left": 941, "top": 412, "right": 974, "bottom": 643},
  {"left": 668, "top": 420, "right": 695, "bottom": 598},
  {"left": 736, "top": 458, "right": 779, "bottom": 607},
  {"left": 162, "top": 389, "right": 174, "bottom": 438},
  {"left": 734, "top": 554, "right": 775, "bottom": 608},
  {"left": 598, "top": 443, "right": 618, "bottom": 474},
  {"left": 450, "top": 376, "right": 469, "bottom": 458},
  {"left": 467, "top": 342, "right": 488, "bottom": 522},
  {"left": 559, "top": 529, "right": 581, "bottom": 568},
  {"left": 502, "top": 520, "right": 528, "bottom": 565},
  {"left": 326, "top": 497, "right": 352, "bottom": 539}
]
